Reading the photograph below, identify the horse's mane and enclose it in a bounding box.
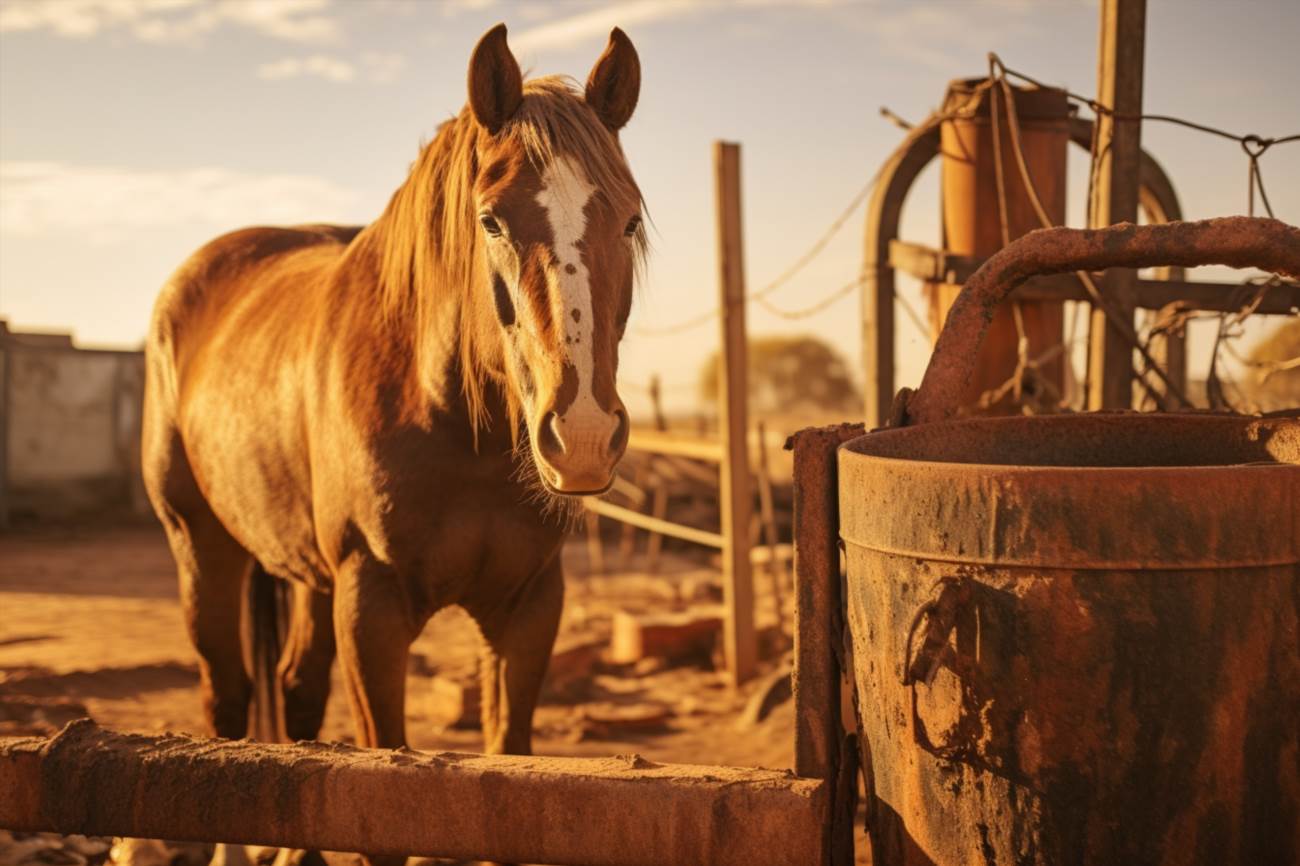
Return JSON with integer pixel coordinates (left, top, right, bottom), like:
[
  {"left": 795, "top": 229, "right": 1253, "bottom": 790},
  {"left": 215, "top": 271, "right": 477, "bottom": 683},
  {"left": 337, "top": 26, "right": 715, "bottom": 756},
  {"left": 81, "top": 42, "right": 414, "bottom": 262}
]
[{"left": 368, "top": 75, "right": 646, "bottom": 439}]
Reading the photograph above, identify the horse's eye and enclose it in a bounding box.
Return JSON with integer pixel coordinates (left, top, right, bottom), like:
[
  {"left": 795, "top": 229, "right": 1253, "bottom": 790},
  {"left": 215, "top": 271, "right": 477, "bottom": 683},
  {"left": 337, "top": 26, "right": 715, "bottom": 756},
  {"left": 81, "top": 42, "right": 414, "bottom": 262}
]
[
  {"left": 479, "top": 213, "right": 503, "bottom": 237},
  {"left": 624, "top": 215, "right": 642, "bottom": 237}
]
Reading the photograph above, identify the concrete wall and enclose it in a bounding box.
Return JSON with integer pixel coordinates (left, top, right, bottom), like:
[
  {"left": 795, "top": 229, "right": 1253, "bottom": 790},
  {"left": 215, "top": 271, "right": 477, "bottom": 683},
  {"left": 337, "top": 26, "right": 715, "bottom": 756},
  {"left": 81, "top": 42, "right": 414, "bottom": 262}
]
[{"left": 1, "top": 321, "right": 147, "bottom": 522}]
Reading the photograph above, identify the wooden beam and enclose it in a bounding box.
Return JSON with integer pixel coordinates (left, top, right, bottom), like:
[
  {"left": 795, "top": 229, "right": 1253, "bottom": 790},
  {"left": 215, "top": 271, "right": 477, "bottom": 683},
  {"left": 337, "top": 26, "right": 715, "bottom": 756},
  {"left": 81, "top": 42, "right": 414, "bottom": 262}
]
[
  {"left": 755, "top": 420, "right": 788, "bottom": 615},
  {"left": 0, "top": 722, "right": 828, "bottom": 866},
  {"left": 899, "top": 247, "right": 1300, "bottom": 314},
  {"left": 889, "top": 239, "right": 984, "bottom": 284},
  {"left": 714, "top": 141, "right": 756, "bottom": 686},
  {"left": 1018, "top": 275, "right": 1299, "bottom": 313},
  {"left": 1133, "top": 277, "right": 1300, "bottom": 314},
  {"left": 627, "top": 428, "right": 724, "bottom": 462},
  {"left": 1087, "top": 0, "right": 1146, "bottom": 409},
  {"left": 583, "top": 497, "right": 725, "bottom": 549}
]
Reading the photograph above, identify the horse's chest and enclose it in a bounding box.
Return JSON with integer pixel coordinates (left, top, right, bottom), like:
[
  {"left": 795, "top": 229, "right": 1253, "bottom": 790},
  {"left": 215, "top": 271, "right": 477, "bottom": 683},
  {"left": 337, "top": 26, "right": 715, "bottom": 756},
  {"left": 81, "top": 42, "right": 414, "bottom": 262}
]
[{"left": 364, "top": 482, "right": 566, "bottom": 609}]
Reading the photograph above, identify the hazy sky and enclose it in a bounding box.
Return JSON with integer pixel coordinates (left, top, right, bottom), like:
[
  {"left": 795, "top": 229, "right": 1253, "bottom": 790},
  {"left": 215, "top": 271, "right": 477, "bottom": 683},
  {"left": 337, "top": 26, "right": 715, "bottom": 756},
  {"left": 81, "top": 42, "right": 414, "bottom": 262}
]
[{"left": 2, "top": 0, "right": 1297, "bottom": 415}]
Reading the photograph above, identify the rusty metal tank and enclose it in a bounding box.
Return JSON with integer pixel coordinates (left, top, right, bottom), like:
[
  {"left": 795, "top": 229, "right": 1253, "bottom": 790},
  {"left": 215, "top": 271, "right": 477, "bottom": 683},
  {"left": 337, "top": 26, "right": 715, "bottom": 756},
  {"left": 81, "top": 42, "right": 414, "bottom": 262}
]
[{"left": 837, "top": 218, "right": 1300, "bottom": 866}]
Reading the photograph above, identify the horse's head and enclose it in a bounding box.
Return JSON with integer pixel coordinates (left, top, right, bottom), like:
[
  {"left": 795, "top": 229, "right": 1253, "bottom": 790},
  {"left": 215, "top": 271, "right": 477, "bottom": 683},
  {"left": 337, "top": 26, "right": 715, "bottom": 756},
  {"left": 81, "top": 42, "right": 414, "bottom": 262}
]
[{"left": 466, "top": 24, "right": 643, "bottom": 496}]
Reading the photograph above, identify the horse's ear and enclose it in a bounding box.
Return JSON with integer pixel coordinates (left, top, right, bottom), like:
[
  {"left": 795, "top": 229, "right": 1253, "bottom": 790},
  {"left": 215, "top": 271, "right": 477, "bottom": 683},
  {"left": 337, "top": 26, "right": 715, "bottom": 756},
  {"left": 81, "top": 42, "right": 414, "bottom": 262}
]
[
  {"left": 585, "top": 27, "right": 640, "bottom": 132},
  {"left": 468, "top": 23, "right": 522, "bottom": 135}
]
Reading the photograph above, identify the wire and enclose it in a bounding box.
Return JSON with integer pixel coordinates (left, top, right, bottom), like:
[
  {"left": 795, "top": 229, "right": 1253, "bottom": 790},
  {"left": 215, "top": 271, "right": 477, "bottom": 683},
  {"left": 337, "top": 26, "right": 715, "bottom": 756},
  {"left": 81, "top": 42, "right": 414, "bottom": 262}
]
[
  {"left": 755, "top": 279, "right": 860, "bottom": 320},
  {"left": 634, "top": 160, "right": 889, "bottom": 336},
  {"left": 992, "top": 53, "right": 1299, "bottom": 220},
  {"left": 989, "top": 62, "right": 1192, "bottom": 409}
]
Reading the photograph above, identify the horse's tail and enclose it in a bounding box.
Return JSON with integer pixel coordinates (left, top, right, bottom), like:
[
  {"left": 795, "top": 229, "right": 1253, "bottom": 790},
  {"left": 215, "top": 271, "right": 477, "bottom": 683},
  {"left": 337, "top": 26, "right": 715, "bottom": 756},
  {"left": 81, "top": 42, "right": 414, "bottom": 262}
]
[{"left": 243, "top": 563, "right": 287, "bottom": 742}]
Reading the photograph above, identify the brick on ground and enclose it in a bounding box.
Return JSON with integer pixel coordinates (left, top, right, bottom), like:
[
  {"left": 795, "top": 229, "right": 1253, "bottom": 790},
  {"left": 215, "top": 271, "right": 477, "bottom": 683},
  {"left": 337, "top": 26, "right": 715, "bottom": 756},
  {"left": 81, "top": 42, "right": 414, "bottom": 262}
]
[{"left": 609, "top": 607, "right": 724, "bottom": 665}]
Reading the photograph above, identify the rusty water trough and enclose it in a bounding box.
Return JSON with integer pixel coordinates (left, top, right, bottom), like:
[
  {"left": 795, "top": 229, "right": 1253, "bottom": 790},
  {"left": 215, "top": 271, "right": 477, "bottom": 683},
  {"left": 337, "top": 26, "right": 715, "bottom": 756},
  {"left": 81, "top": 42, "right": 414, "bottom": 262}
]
[{"left": 838, "top": 217, "right": 1300, "bottom": 866}]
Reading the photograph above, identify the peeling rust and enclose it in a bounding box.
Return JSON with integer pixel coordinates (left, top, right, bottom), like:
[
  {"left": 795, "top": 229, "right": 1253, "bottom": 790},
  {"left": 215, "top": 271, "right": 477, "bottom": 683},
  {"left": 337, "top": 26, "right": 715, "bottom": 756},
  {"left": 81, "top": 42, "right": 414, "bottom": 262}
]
[
  {"left": 904, "top": 217, "right": 1300, "bottom": 426},
  {"left": 839, "top": 412, "right": 1299, "bottom": 866}
]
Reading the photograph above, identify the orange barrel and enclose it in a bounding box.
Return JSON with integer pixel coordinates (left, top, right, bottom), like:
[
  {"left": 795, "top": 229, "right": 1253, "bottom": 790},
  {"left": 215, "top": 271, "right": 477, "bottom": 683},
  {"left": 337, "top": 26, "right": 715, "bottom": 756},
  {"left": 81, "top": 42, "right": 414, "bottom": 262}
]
[{"left": 931, "top": 79, "right": 1070, "bottom": 409}]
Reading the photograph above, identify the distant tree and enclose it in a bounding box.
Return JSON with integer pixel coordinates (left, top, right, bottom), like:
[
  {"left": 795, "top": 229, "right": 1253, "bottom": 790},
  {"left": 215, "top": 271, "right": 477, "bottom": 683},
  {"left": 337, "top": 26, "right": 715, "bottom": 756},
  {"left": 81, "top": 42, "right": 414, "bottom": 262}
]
[
  {"left": 1242, "top": 318, "right": 1300, "bottom": 411},
  {"left": 698, "top": 335, "right": 857, "bottom": 415}
]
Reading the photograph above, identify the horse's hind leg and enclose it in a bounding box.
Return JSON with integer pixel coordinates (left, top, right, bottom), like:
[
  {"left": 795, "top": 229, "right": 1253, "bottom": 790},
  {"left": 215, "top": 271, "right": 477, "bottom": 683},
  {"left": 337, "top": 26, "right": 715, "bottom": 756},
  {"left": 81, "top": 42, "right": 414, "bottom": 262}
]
[
  {"left": 145, "top": 411, "right": 254, "bottom": 740},
  {"left": 470, "top": 555, "right": 564, "bottom": 755},
  {"left": 279, "top": 582, "right": 335, "bottom": 741},
  {"left": 170, "top": 513, "right": 255, "bottom": 740}
]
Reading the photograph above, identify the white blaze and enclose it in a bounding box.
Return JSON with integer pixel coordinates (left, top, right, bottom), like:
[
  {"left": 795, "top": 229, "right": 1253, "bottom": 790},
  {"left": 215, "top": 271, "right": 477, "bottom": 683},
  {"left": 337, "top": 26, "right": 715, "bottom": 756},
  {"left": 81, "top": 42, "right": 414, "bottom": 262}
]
[{"left": 535, "top": 156, "right": 599, "bottom": 418}]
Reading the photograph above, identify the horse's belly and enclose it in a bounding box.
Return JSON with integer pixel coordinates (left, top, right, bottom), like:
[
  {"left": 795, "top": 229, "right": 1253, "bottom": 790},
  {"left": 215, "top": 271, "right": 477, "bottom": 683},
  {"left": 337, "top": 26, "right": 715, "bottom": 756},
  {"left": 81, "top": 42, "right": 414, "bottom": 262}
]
[{"left": 181, "top": 391, "right": 332, "bottom": 590}]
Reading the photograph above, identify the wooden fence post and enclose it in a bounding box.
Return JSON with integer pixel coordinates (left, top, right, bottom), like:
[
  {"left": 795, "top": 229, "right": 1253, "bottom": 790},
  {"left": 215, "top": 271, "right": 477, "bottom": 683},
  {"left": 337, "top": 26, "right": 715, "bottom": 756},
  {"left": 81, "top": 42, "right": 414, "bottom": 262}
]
[
  {"left": 1087, "top": 0, "right": 1145, "bottom": 408},
  {"left": 714, "top": 141, "right": 756, "bottom": 686}
]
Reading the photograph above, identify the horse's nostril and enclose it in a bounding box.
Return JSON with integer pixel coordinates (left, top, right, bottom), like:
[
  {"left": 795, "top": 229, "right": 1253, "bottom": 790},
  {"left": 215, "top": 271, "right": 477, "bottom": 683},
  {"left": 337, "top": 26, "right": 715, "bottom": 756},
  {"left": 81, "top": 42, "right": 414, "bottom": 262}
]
[
  {"left": 538, "top": 411, "right": 565, "bottom": 459},
  {"left": 608, "top": 409, "right": 629, "bottom": 456}
]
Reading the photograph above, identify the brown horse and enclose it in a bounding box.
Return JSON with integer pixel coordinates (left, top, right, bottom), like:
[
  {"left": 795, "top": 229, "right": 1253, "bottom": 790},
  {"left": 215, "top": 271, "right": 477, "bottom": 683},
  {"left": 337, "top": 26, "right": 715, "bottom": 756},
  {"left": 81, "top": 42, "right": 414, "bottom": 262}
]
[{"left": 142, "top": 21, "right": 643, "bottom": 776}]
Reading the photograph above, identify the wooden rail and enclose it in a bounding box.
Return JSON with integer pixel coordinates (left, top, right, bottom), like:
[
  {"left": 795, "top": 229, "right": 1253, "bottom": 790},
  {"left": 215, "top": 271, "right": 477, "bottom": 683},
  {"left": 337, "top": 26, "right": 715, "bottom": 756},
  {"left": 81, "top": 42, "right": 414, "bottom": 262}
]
[
  {"left": 0, "top": 721, "right": 828, "bottom": 866},
  {"left": 890, "top": 239, "right": 1300, "bottom": 314},
  {"left": 583, "top": 497, "right": 725, "bottom": 548}
]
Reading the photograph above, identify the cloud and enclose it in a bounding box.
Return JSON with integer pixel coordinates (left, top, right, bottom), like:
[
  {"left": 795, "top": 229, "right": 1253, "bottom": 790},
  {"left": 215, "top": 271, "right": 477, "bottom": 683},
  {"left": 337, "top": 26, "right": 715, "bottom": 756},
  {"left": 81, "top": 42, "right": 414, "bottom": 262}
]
[
  {"left": 0, "top": 162, "right": 361, "bottom": 243},
  {"left": 505, "top": 0, "right": 859, "bottom": 55},
  {"left": 0, "top": 0, "right": 341, "bottom": 45},
  {"left": 509, "top": 0, "right": 699, "bottom": 54},
  {"left": 258, "top": 54, "right": 354, "bottom": 82},
  {"left": 255, "top": 51, "right": 405, "bottom": 84},
  {"left": 359, "top": 51, "right": 406, "bottom": 83}
]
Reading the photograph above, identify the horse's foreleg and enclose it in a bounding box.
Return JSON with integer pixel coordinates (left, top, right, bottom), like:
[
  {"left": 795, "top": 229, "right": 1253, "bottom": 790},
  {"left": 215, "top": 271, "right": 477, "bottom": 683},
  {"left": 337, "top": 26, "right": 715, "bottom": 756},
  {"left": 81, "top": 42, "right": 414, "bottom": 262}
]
[
  {"left": 278, "top": 582, "right": 336, "bottom": 741},
  {"left": 473, "top": 556, "right": 564, "bottom": 755},
  {"left": 333, "top": 559, "right": 414, "bottom": 749}
]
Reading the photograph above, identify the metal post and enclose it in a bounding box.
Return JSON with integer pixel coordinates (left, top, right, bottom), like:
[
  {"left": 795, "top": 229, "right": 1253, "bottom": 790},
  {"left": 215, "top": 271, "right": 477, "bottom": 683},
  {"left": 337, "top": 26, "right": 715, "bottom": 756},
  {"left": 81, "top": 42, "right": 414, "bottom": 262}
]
[
  {"left": 1087, "top": 0, "right": 1146, "bottom": 409},
  {"left": 714, "top": 140, "right": 756, "bottom": 686}
]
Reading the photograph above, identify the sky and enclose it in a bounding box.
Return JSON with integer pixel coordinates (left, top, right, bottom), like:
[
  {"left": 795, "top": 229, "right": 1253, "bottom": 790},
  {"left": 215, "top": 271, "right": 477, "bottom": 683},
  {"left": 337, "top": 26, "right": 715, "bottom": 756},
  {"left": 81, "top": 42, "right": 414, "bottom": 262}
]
[{"left": 1, "top": 0, "right": 1297, "bottom": 417}]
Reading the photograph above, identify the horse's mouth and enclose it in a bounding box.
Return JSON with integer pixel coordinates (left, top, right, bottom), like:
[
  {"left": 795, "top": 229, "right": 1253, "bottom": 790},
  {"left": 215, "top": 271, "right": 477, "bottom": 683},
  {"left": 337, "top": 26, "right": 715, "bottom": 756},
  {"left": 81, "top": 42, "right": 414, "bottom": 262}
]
[{"left": 537, "top": 473, "right": 615, "bottom": 499}]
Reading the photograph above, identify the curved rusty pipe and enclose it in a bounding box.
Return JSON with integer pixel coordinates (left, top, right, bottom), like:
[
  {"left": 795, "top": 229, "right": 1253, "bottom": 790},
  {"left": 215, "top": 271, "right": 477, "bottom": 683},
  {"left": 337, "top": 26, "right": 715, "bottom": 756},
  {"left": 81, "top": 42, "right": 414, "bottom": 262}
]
[{"left": 902, "top": 216, "right": 1300, "bottom": 427}]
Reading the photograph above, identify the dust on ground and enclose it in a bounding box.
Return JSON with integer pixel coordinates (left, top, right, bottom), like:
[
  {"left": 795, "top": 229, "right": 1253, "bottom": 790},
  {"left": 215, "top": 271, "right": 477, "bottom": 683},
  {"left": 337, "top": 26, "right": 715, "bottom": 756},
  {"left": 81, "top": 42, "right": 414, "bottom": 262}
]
[{"left": 2, "top": 521, "right": 871, "bottom": 864}]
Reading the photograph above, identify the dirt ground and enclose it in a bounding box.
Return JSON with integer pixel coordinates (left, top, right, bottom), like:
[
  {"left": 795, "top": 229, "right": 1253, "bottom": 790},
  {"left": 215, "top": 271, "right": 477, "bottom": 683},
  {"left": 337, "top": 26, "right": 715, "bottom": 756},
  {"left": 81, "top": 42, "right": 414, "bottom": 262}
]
[{"left": 0, "top": 520, "right": 869, "bottom": 864}]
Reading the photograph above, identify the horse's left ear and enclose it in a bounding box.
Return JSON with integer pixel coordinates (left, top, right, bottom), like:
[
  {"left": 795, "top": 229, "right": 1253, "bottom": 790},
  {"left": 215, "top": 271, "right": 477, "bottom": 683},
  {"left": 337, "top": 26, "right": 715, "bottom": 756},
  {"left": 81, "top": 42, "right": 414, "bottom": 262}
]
[{"left": 585, "top": 27, "right": 640, "bottom": 132}]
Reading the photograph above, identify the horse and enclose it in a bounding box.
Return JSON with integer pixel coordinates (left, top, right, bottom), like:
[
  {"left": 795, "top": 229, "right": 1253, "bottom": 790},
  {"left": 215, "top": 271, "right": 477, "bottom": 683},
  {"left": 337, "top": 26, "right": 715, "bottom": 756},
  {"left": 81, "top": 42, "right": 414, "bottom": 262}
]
[{"left": 142, "top": 18, "right": 643, "bottom": 792}]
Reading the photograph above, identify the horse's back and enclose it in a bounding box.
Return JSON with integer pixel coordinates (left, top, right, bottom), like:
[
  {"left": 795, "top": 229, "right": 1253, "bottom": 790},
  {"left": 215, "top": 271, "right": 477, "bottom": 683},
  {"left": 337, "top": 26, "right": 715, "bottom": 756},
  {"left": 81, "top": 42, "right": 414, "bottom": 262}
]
[
  {"left": 143, "top": 224, "right": 361, "bottom": 583},
  {"left": 148, "top": 224, "right": 360, "bottom": 371}
]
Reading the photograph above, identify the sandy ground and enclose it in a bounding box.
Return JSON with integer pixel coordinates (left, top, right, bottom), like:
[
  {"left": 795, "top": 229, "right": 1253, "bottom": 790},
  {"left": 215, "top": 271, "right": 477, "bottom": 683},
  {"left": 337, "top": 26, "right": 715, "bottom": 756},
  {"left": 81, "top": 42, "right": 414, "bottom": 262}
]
[{"left": 0, "top": 520, "right": 869, "bottom": 864}]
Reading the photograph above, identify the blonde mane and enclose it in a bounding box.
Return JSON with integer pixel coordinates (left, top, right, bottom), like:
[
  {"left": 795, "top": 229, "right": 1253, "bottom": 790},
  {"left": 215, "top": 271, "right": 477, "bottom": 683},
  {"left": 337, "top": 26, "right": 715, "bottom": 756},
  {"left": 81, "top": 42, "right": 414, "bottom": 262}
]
[{"left": 368, "top": 75, "right": 646, "bottom": 439}]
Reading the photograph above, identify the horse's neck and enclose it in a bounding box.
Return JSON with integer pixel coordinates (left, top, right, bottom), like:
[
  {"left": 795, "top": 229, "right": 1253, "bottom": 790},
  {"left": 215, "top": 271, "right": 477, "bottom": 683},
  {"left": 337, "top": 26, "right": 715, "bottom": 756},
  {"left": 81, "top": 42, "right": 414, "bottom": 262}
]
[{"left": 336, "top": 218, "right": 509, "bottom": 447}]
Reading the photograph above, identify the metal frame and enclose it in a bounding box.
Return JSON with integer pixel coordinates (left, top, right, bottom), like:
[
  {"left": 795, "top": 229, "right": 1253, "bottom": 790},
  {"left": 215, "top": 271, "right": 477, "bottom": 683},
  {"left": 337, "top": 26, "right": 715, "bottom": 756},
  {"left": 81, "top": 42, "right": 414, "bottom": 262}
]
[{"left": 857, "top": 110, "right": 1250, "bottom": 427}]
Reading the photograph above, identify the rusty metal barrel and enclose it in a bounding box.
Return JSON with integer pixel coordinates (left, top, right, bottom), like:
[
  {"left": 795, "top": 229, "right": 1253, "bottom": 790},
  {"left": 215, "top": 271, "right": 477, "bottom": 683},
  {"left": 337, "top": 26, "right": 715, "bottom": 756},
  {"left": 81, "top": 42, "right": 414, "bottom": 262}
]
[{"left": 839, "top": 217, "right": 1300, "bottom": 866}]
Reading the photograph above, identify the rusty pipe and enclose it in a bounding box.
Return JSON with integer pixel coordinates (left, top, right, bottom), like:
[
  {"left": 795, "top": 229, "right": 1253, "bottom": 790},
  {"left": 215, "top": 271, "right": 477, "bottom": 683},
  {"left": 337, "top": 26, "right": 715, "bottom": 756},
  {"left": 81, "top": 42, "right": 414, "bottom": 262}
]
[{"left": 903, "top": 216, "right": 1300, "bottom": 426}]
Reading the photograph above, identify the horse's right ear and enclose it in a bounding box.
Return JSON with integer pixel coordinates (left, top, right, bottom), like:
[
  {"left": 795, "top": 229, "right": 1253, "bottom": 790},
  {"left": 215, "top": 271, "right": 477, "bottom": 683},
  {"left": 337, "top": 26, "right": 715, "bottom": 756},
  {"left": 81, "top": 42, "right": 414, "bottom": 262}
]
[{"left": 467, "top": 23, "right": 522, "bottom": 135}]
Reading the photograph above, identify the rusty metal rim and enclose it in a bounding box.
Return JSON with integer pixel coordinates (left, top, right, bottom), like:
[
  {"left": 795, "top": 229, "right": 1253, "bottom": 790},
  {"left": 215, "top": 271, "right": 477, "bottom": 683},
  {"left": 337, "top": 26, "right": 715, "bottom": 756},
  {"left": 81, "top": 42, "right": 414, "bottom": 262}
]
[
  {"left": 837, "top": 416, "right": 1298, "bottom": 569},
  {"left": 837, "top": 454, "right": 1298, "bottom": 475},
  {"left": 837, "top": 537, "right": 1300, "bottom": 571}
]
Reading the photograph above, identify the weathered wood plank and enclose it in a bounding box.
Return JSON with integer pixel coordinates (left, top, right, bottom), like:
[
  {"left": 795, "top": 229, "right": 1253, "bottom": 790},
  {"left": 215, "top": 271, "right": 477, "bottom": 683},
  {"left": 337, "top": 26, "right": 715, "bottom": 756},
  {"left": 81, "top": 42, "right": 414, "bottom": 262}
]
[
  {"left": 714, "top": 141, "right": 756, "bottom": 686},
  {"left": 1087, "top": 0, "right": 1146, "bottom": 409},
  {"left": 583, "top": 497, "right": 724, "bottom": 549},
  {"left": 0, "top": 722, "right": 828, "bottom": 866}
]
